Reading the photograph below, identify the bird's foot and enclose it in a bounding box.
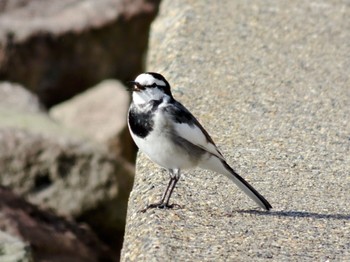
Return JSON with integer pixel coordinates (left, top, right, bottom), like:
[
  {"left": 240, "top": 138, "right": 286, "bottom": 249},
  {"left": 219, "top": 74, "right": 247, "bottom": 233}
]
[{"left": 140, "top": 202, "right": 182, "bottom": 213}]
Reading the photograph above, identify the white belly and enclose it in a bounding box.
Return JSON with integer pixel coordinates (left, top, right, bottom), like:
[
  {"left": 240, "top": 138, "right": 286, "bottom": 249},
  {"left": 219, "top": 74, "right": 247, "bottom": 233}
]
[{"left": 131, "top": 130, "right": 197, "bottom": 170}]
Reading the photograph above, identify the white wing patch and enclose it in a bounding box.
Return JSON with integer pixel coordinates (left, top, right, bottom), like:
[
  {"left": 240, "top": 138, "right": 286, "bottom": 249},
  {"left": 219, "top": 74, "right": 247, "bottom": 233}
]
[{"left": 173, "top": 122, "right": 225, "bottom": 160}]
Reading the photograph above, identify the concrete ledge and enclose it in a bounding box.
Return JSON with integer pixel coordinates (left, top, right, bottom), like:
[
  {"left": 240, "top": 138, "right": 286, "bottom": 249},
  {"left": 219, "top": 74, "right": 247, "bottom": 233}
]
[{"left": 122, "top": 0, "right": 350, "bottom": 260}]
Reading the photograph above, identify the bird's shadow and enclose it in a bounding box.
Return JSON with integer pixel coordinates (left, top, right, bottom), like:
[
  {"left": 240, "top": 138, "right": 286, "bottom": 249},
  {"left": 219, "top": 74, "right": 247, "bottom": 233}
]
[{"left": 236, "top": 209, "right": 350, "bottom": 221}]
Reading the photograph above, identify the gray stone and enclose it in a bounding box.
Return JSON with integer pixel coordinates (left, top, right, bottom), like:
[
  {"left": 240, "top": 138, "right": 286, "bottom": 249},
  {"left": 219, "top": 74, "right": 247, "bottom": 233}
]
[
  {"left": 0, "top": 82, "right": 83, "bottom": 138},
  {"left": 0, "top": 81, "right": 133, "bottom": 253},
  {"left": 0, "top": 0, "right": 161, "bottom": 107},
  {"left": 0, "top": 128, "right": 132, "bottom": 224},
  {"left": 0, "top": 82, "right": 44, "bottom": 113},
  {"left": 0, "top": 230, "right": 33, "bottom": 262},
  {"left": 50, "top": 79, "right": 135, "bottom": 161},
  {"left": 0, "top": 126, "right": 134, "bottom": 252},
  {"left": 0, "top": 187, "right": 116, "bottom": 262},
  {"left": 122, "top": 0, "right": 350, "bottom": 261}
]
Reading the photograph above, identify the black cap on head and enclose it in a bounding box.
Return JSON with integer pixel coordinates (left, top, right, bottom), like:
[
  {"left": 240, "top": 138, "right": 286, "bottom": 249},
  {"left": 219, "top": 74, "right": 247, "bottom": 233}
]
[{"left": 145, "top": 72, "right": 173, "bottom": 98}]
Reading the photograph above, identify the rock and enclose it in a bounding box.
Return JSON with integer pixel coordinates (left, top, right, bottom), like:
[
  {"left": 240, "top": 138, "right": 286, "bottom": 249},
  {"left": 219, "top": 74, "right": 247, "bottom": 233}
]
[
  {"left": 0, "top": 187, "right": 117, "bottom": 262},
  {"left": 0, "top": 128, "right": 133, "bottom": 225},
  {"left": 0, "top": 128, "right": 133, "bottom": 253},
  {"left": 0, "top": 230, "right": 34, "bottom": 262},
  {"left": 0, "top": 82, "right": 83, "bottom": 139},
  {"left": 50, "top": 79, "right": 136, "bottom": 162},
  {"left": 0, "top": 82, "right": 134, "bottom": 253},
  {"left": 0, "top": 0, "right": 161, "bottom": 107},
  {"left": 122, "top": 0, "right": 350, "bottom": 261},
  {"left": 0, "top": 82, "right": 44, "bottom": 113}
]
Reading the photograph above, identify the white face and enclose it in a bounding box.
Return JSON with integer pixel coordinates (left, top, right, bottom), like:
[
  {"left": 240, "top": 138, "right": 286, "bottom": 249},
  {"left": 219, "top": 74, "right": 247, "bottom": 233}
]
[{"left": 132, "top": 73, "right": 168, "bottom": 105}]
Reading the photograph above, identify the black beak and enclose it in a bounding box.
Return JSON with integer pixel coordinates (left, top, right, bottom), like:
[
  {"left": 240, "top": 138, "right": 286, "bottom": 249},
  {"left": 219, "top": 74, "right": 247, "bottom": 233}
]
[{"left": 128, "top": 81, "right": 144, "bottom": 92}]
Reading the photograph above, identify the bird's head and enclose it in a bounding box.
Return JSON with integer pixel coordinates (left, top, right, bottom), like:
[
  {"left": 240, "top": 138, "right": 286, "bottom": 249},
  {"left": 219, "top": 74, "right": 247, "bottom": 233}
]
[{"left": 129, "top": 72, "right": 173, "bottom": 104}]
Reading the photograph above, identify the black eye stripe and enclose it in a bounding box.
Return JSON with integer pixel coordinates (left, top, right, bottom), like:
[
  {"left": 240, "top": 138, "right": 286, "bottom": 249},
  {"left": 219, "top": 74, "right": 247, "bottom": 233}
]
[{"left": 144, "top": 83, "right": 158, "bottom": 88}]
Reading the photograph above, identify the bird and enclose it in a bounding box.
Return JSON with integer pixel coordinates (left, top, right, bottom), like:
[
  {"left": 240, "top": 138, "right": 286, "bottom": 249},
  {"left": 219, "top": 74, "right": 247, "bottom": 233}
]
[{"left": 127, "top": 72, "right": 272, "bottom": 211}]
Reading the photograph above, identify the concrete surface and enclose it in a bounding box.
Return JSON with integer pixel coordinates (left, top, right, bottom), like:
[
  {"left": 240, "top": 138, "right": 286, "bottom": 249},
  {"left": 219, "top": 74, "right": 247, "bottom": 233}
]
[{"left": 122, "top": 0, "right": 350, "bottom": 261}]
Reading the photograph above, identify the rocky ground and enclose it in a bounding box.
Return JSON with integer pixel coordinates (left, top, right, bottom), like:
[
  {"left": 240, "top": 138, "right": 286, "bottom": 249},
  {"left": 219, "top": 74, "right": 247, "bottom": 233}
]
[
  {"left": 0, "top": 0, "right": 161, "bottom": 261},
  {"left": 122, "top": 0, "right": 350, "bottom": 261},
  {"left": 0, "top": 0, "right": 160, "bottom": 107},
  {"left": 0, "top": 186, "right": 116, "bottom": 262}
]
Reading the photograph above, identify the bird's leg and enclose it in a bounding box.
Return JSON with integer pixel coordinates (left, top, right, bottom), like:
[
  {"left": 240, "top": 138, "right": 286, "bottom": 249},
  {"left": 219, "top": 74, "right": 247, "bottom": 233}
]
[
  {"left": 157, "top": 173, "right": 175, "bottom": 204},
  {"left": 163, "top": 169, "right": 181, "bottom": 208},
  {"left": 142, "top": 169, "right": 181, "bottom": 211}
]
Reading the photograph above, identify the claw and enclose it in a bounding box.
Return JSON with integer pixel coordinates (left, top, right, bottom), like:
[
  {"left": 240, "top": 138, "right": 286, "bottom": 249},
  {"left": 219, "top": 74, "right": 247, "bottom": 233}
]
[{"left": 140, "top": 202, "right": 182, "bottom": 213}]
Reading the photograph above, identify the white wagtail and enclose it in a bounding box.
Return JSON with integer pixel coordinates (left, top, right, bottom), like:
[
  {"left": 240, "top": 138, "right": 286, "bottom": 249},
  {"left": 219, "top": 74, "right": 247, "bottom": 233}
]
[{"left": 128, "top": 72, "right": 272, "bottom": 211}]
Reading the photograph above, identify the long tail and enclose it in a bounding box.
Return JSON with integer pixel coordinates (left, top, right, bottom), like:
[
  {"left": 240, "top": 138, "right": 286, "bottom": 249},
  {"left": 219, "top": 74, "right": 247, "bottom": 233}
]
[{"left": 199, "top": 156, "right": 272, "bottom": 210}]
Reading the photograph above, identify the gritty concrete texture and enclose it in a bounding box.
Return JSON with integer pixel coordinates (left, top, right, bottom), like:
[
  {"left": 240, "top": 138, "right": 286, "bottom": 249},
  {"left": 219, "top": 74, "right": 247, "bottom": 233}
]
[{"left": 122, "top": 0, "right": 350, "bottom": 261}]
